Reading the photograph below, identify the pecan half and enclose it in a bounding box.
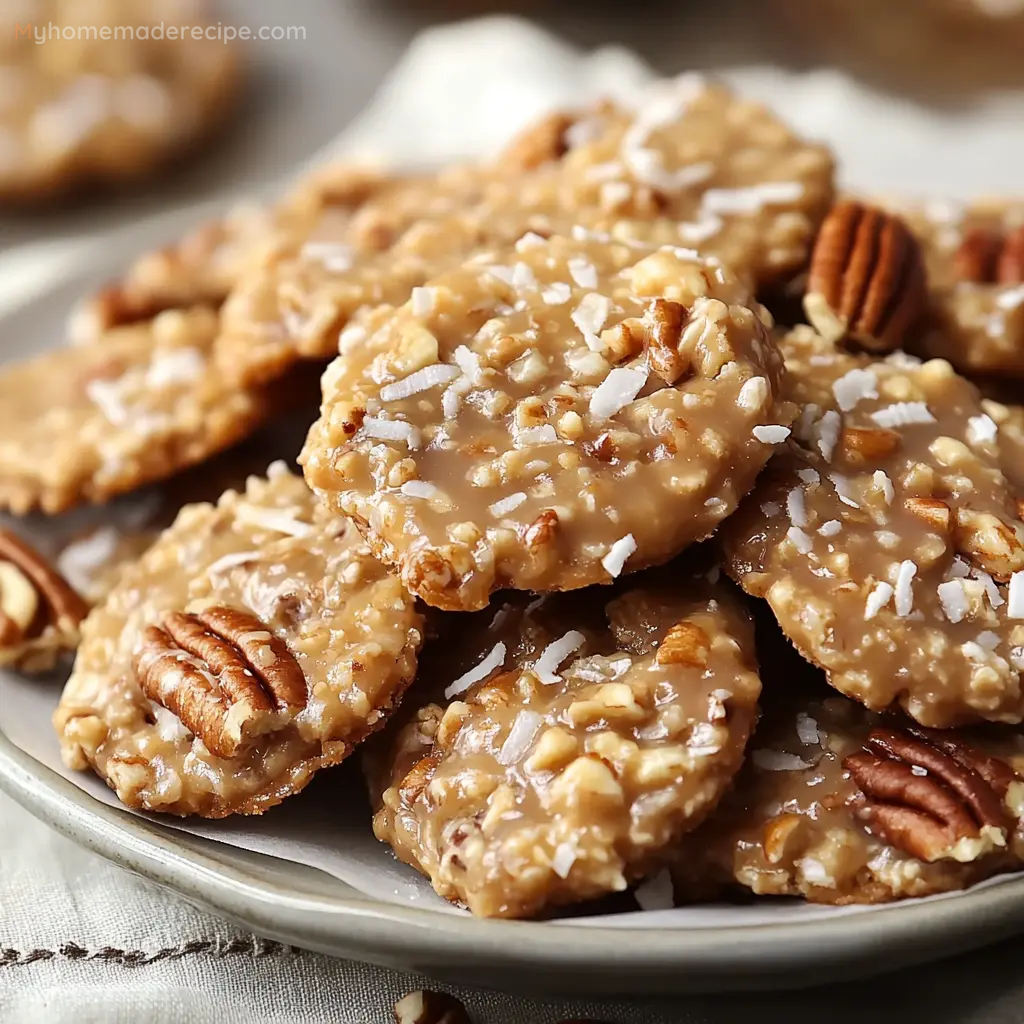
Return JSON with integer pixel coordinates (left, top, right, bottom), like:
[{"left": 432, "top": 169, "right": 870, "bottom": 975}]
[
  {"left": 844, "top": 727, "right": 1014, "bottom": 863},
  {"left": 954, "top": 226, "right": 1024, "bottom": 286},
  {"left": 393, "top": 990, "right": 471, "bottom": 1024},
  {"left": 133, "top": 606, "right": 307, "bottom": 758},
  {"left": 655, "top": 621, "right": 710, "bottom": 668},
  {"left": 805, "top": 201, "right": 927, "bottom": 353},
  {"left": 0, "top": 529, "right": 88, "bottom": 647}
]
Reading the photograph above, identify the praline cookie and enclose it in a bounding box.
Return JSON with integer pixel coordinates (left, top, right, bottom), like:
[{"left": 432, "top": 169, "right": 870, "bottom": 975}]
[
  {"left": 0, "top": 306, "right": 307, "bottom": 514},
  {"left": 302, "top": 233, "right": 793, "bottom": 611},
  {"left": 216, "top": 77, "right": 834, "bottom": 387},
  {"left": 54, "top": 464, "right": 425, "bottom": 817},
  {"left": 367, "top": 564, "right": 761, "bottom": 918},
  {"left": 0, "top": 0, "right": 240, "bottom": 202},
  {"left": 721, "top": 325, "right": 1024, "bottom": 727},
  {"left": 672, "top": 652, "right": 1024, "bottom": 905}
]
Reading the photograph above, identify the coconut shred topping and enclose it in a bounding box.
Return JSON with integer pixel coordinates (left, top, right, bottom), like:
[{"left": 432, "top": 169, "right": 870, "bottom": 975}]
[
  {"left": 303, "top": 233, "right": 793, "bottom": 611},
  {"left": 722, "top": 325, "right": 1024, "bottom": 728}
]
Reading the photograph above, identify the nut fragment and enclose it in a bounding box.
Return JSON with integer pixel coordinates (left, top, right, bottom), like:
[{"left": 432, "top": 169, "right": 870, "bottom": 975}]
[
  {"left": 645, "top": 298, "right": 689, "bottom": 384},
  {"left": 393, "top": 989, "right": 472, "bottom": 1024},
  {"left": 500, "top": 111, "right": 576, "bottom": 171},
  {"left": 903, "top": 496, "right": 953, "bottom": 534},
  {"left": 763, "top": 813, "right": 807, "bottom": 865},
  {"left": 805, "top": 201, "right": 927, "bottom": 352},
  {"left": 523, "top": 508, "right": 559, "bottom": 551},
  {"left": 0, "top": 528, "right": 88, "bottom": 647},
  {"left": 953, "top": 226, "right": 1024, "bottom": 286},
  {"left": 133, "top": 606, "right": 307, "bottom": 759},
  {"left": 840, "top": 426, "right": 902, "bottom": 464},
  {"left": 844, "top": 727, "right": 1012, "bottom": 863},
  {"left": 954, "top": 507, "right": 1024, "bottom": 581},
  {"left": 655, "top": 621, "right": 710, "bottom": 668}
]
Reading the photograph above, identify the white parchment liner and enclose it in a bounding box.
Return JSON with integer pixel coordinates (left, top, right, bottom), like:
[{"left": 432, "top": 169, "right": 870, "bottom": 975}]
[{"left": 5, "top": 15, "right": 1024, "bottom": 928}]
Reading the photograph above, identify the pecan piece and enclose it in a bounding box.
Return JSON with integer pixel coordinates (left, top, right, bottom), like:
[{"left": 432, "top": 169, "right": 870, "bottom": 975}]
[
  {"left": 0, "top": 529, "right": 88, "bottom": 647},
  {"left": 839, "top": 426, "right": 901, "bottom": 464},
  {"left": 523, "top": 508, "right": 559, "bottom": 551},
  {"left": 500, "top": 111, "right": 576, "bottom": 171},
  {"left": 133, "top": 606, "right": 307, "bottom": 759},
  {"left": 844, "top": 727, "right": 1014, "bottom": 863},
  {"left": 954, "top": 226, "right": 1024, "bottom": 286},
  {"left": 954, "top": 507, "right": 1024, "bottom": 581},
  {"left": 655, "top": 621, "right": 710, "bottom": 668},
  {"left": 805, "top": 201, "right": 927, "bottom": 352},
  {"left": 393, "top": 990, "right": 472, "bottom": 1024},
  {"left": 644, "top": 298, "right": 689, "bottom": 384},
  {"left": 903, "top": 496, "right": 953, "bottom": 534}
]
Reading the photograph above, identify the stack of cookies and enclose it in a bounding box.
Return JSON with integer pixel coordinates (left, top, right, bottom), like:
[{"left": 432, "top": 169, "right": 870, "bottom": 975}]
[{"left": 5, "top": 73, "right": 1024, "bottom": 919}]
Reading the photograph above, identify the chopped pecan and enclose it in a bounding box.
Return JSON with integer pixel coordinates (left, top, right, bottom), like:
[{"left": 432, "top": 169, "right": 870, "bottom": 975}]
[
  {"left": 645, "top": 298, "right": 689, "bottom": 384},
  {"left": 523, "top": 509, "right": 559, "bottom": 551},
  {"left": 805, "top": 201, "right": 927, "bottom": 352},
  {"left": 398, "top": 752, "right": 442, "bottom": 803},
  {"left": 840, "top": 426, "right": 901, "bottom": 464},
  {"left": 953, "top": 226, "right": 1024, "bottom": 286},
  {"left": 133, "top": 606, "right": 307, "bottom": 759},
  {"left": 393, "top": 990, "right": 472, "bottom": 1024},
  {"left": 844, "top": 727, "right": 1013, "bottom": 862},
  {"left": 0, "top": 529, "right": 88, "bottom": 646},
  {"left": 501, "top": 111, "right": 576, "bottom": 171},
  {"left": 954, "top": 507, "right": 1024, "bottom": 581},
  {"left": 763, "top": 813, "right": 808, "bottom": 864},
  {"left": 903, "top": 496, "right": 953, "bottom": 534},
  {"left": 655, "top": 621, "right": 710, "bottom": 668}
]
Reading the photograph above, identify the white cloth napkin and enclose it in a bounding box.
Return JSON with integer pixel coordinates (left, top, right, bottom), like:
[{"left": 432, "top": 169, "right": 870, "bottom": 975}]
[{"left": 9, "top": 15, "right": 1024, "bottom": 1022}]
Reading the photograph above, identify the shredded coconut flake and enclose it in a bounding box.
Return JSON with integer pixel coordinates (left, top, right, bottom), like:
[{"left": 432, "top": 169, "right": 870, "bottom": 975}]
[
  {"left": 551, "top": 843, "right": 577, "bottom": 879},
  {"left": 761, "top": 501, "right": 782, "bottom": 517},
  {"left": 410, "top": 287, "right": 435, "bottom": 317},
  {"left": 234, "top": 505, "right": 312, "bottom": 538},
  {"left": 795, "top": 712, "right": 819, "bottom": 745},
  {"left": 816, "top": 410, "right": 842, "bottom": 461},
  {"left": 362, "top": 417, "right": 422, "bottom": 449},
  {"left": 967, "top": 414, "right": 999, "bottom": 446},
  {"left": 533, "top": 630, "right": 586, "bottom": 683},
  {"left": 737, "top": 376, "right": 769, "bottom": 411},
  {"left": 865, "top": 581, "right": 894, "bottom": 619},
  {"left": 701, "top": 181, "right": 804, "bottom": 215},
  {"left": 516, "top": 231, "right": 547, "bottom": 252},
  {"left": 753, "top": 424, "right": 790, "bottom": 444},
  {"left": 787, "top": 487, "right": 808, "bottom": 528},
  {"left": 452, "top": 344, "right": 483, "bottom": 384},
  {"left": 515, "top": 424, "right": 558, "bottom": 448},
  {"left": 938, "top": 580, "right": 970, "bottom": 624},
  {"left": 974, "top": 569, "right": 1005, "bottom": 609},
  {"left": 301, "top": 240, "right": 353, "bottom": 271},
  {"left": 379, "top": 363, "right": 460, "bottom": 402},
  {"left": 444, "top": 642, "right": 506, "bottom": 699},
  {"left": 977, "top": 630, "right": 1001, "bottom": 650},
  {"left": 589, "top": 366, "right": 648, "bottom": 419},
  {"left": 786, "top": 526, "right": 814, "bottom": 553},
  {"left": 205, "top": 550, "right": 260, "bottom": 577},
  {"left": 831, "top": 473, "right": 860, "bottom": 508},
  {"left": 832, "top": 368, "right": 878, "bottom": 412},
  {"left": 752, "top": 749, "right": 812, "bottom": 771},
  {"left": 818, "top": 520, "right": 842, "bottom": 537},
  {"left": 571, "top": 293, "right": 613, "bottom": 350},
  {"left": 871, "top": 402, "right": 935, "bottom": 428},
  {"left": 797, "top": 468, "right": 820, "bottom": 485},
  {"left": 400, "top": 481, "right": 440, "bottom": 500},
  {"left": 146, "top": 348, "right": 205, "bottom": 388},
  {"left": 602, "top": 534, "right": 637, "bottom": 578},
  {"left": 567, "top": 257, "right": 598, "bottom": 289},
  {"left": 489, "top": 492, "right": 528, "bottom": 517},
  {"left": 894, "top": 560, "right": 918, "bottom": 617},
  {"left": 542, "top": 282, "right": 572, "bottom": 306},
  {"left": 496, "top": 710, "right": 544, "bottom": 766},
  {"left": 1009, "top": 572, "right": 1024, "bottom": 619},
  {"left": 872, "top": 470, "right": 895, "bottom": 505}
]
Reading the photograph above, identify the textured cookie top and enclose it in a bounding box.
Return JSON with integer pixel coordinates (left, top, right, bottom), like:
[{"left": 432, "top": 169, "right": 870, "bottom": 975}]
[
  {"left": 673, "top": 658, "right": 1024, "bottom": 906},
  {"left": 368, "top": 566, "right": 761, "bottom": 918},
  {"left": 894, "top": 200, "right": 1024, "bottom": 377},
  {"left": 0, "top": 307, "right": 288, "bottom": 514},
  {"left": 0, "top": 0, "right": 239, "bottom": 200},
  {"left": 216, "top": 76, "right": 834, "bottom": 386},
  {"left": 54, "top": 465, "right": 424, "bottom": 817},
  {"left": 303, "top": 233, "right": 791, "bottom": 611},
  {"left": 722, "top": 326, "right": 1024, "bottom": 727}
]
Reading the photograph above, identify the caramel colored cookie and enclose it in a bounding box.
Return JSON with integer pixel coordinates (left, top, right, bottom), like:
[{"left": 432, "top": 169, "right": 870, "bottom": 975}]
[
  {"left": 722, "top": 326, "right": 1024, "bottom": 727},
  {"left": 368, "top": 565, "right": 761, "bottom": 918},
  {"left": 217, "top": 77, "right": 834, "bottom": 387},
  {"left": 55, "top": 465, "right": 425, "bottom": 817},
  {"left": 0, "top": 0, "right": 240, "bottom": 202},
  {"left": 303, "top": 234, "right": 793, "bottom": 611},
  {"left": 0, "top": 306, "right": 308, "bottom": 514},
  {"left": 69, "top": 163, "right": 390, "bottom": 343},
  {"left": 673, "top": 651, "right": 1024, "bottom": 905}
]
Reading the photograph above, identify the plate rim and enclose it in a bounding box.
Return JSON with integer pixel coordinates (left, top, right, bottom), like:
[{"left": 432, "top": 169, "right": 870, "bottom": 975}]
[{"left": 4, "top": 729, "right": 1024, "bottom": 992}]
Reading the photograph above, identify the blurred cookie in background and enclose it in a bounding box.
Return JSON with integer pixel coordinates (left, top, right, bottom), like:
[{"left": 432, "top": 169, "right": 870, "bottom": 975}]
[
  {"left": 0, "top": 0, "right": 241, "bottom": 203},
  {"left": 780, "top": 0, "right": 1024, "bottom": 95}
]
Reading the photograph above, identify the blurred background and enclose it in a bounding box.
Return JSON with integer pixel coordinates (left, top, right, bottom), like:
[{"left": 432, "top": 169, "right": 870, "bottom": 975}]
[{"left": 4, "top": 0, "right": 1024, "bottom": 250}]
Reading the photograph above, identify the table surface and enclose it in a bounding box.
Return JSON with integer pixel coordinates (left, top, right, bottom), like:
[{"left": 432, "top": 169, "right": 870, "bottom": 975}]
[{"left": 3, "top": 2, "right": 1024, "bottom": 1020}]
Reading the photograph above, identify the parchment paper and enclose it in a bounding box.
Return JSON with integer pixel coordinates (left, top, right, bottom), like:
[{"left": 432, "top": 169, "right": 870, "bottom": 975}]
[{"left": 3, "top": 15, "right": 1024, "bottom": 929}]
